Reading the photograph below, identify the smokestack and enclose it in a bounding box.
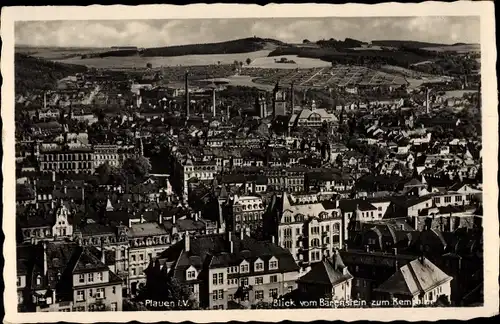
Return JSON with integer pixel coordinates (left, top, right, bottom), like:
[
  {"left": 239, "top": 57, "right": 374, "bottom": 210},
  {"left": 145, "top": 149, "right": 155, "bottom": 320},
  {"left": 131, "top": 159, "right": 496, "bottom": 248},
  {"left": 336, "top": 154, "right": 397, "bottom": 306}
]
[
  {"left": 271, "top": 236, "right": 275, "bottom": 244},
  {"left": 226, "top": 105, "right": 230, "bottom": 121},
  {"left": 240, "top": 230, "right": 244, "bottom": 240},
  {"left": 43, "top": 241, "right": 48, "bottom": 275},
  {"left": 101, "top": 241, "right": 106, "bottom": 265},
  {"left": 185, "top": 231, "right": 190, "bottom": 252},
  {"left": 212, "top": 88, "right": 216, "bottom": 117},
  {"left": 44, "top": 92, "right": 47, "bottom": 109},
  {"left": 426, "top": 88, "right": 430, "bottom": 114},
  {"left": 52, "top": 171, "right": 56, "bottom": 183},
  {"left": 185, "top": 71, "right": 190, "bottom": 118},
  {"left": 290, "top": 82, "right": 295, "bottom": 112}
]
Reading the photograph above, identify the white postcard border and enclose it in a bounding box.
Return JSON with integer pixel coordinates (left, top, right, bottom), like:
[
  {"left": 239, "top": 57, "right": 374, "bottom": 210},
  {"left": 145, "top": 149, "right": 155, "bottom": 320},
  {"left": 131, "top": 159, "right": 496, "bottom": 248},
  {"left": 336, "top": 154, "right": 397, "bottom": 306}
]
[{"left": 2, "top": 2, "right": 498, "bottom": 323}]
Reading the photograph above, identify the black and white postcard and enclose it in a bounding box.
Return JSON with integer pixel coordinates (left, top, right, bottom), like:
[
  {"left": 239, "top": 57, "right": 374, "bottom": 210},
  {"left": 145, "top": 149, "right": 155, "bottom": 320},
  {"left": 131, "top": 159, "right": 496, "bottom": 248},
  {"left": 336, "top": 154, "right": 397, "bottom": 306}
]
[{"left": 1, "top": 2, "right": 498, "bottom": 323}]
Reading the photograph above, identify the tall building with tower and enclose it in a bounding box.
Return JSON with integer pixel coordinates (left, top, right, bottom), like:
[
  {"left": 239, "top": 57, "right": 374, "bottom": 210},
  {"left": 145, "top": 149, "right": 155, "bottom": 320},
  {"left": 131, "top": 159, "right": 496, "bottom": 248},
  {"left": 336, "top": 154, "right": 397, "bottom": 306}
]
[
  {"left": 185, "top": 71, "right": 190, "bottom": 118},
  {"left": 273, "top": 82, "right": 288, "bottom": 118},
  {"left": 256, "top": 92, "right": 268, "bottom": 118}
]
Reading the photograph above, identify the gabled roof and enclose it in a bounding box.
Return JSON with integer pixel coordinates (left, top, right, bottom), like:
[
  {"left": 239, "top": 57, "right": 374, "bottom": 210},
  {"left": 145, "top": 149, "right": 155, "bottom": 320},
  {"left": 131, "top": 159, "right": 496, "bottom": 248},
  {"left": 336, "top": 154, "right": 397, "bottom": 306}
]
[
  {"left": 298, "top": 254, "right": 352, "bottom": 286},
  {"left": 375, "top": 257, "right": 452, "bottom": 297}
]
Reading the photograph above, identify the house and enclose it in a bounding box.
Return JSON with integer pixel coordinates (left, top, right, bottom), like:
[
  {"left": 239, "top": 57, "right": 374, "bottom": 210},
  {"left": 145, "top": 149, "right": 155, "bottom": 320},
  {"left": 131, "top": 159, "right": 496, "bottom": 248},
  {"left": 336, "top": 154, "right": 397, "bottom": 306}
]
[
  {"left": 266, "top": 193, "right": 343, "bottom": 266},
  {"left": 297, "top": 251, "right": 353, "bottom": 302},
  {"left": 17, "top": 241, "right": 123, "bottom": 312},
  {"left": 374, "top": 257, "right": 453, "bottom": 306},
  {"left": 150, "top": 232, "right": 300, "bottom": 309}
]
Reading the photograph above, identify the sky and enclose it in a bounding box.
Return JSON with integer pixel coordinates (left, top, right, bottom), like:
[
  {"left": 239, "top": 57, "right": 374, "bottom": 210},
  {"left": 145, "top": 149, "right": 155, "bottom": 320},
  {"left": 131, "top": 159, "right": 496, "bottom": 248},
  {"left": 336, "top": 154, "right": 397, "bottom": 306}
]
[{"left": 15, "top": 16, "right": 480, "bottom": 48}]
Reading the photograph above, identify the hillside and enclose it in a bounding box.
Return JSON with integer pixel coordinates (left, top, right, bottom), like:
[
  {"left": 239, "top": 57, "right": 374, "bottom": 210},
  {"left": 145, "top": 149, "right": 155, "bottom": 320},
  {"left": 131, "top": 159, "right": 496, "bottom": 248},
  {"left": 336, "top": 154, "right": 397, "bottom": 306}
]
[
  {"left": 15, "top": 53, "right": 88, "bottom": 94},
  {"left": 371, "top": 40, "right": 453, "bottom": 48},
  {"left": 141, "top": 37, "right": 284, "bottom": 57},
  {"left": 267, "top": 46, "right": 437, "bottom": 68}
]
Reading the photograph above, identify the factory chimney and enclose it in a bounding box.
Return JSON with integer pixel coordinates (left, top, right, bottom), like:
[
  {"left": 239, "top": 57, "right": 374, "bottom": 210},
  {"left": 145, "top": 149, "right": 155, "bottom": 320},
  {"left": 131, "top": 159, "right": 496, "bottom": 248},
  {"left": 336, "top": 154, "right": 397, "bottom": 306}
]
[
  {"left": 185, "top": 71, "right": 190, "bottom": 118},
  {"left": 426, "top": 88, "right": 430, "bottom": 115},
  {"left": 212, "top": 88, "right": 216, "bottom": 117},
  {"left": 290, "top": 82, "right": 295, "bottom": 112},
  {"left": 44, "top": 92, "right": 47, "bottom": 109}
]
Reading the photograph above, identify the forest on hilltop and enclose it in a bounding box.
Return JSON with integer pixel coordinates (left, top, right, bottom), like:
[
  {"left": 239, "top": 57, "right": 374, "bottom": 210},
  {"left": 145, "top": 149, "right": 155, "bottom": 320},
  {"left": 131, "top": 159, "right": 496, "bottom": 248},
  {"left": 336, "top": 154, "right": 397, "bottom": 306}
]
[{"left": 15, "top": 53, "right": 88, "bottom": 94}]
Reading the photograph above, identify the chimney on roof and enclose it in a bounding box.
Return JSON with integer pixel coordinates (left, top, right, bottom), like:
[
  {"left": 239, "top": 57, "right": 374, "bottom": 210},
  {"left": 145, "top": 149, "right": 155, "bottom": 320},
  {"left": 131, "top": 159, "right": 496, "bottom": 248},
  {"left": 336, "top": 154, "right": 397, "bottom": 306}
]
[
  {"left": 43, "top": 241, "right": 48, "bottom": 276},
  {"left": 101, "top": 244, "right": 106, "bottom": 265},
  {"left": 271, "top": 235, "right": 275, "bottom": 244},
  {"left": 63, "top": 186, "right": 67, "bottom": 195},
  {"left": 365, "top": 245, "right": 370, "bottom": 253},
  {"left": 393, "top": 248, "right": 398, "bottom": 256},
  {"left": 52, "top": 171, "right": 56, "bottom": 183},
  {"left": 240, "top": 230, "right": 244, "bottom": 240},
  {"left": 185, "top": 231, "right": 190, "bottom": 252},
  {"left": 344, "top": 243, "right": 348, "bottom": 251},
  {"left": 158, "top": 213, "right": 163, "bottom": 225}
]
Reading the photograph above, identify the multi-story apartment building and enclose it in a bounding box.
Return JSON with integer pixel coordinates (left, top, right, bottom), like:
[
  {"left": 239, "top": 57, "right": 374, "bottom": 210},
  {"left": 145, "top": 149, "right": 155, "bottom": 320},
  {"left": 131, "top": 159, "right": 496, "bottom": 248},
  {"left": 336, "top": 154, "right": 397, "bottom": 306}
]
[
  {"left": 266, "top": 193, "right": 344, "bottom": 267},
  {"left": 154, "top": 232, "right": 300, "bottom": 309},
  {"left": 224, "top": 195, "right": 265, "bottom": 234},
  {"left": 38, "top": 144, "right": 94, "bottom": 174},
  {"left": 18, "top": 200, "right": 74, "bottom": 243},
  {"left": 16, "top": 241, "right": 123, "bottom": 312},
  {"left": 93, "top": 144, "right": 136, "bottom": 168},
  {"left": 127, "top": 221, "right": 171, "bottom": 296}
]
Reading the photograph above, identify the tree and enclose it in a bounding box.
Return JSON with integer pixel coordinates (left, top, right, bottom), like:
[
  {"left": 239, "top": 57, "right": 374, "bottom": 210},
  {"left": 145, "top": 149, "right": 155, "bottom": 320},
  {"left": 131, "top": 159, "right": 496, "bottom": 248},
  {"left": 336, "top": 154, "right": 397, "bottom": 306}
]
[
  {"left": 146, "top": 62, "right": 153, "bottom": 69},
  {"left": 121, "top": 156, "right": 152, "bottom": 184},
  {"left": 139, "top": 263, "right": 199, "bottom": 310},
  {"left": 246, "top": 57, "right": 252, "bottom": 65},
  {"left": 95, "top": 162, "right": 113, "bottom": 184},
  {"left": 303, "top": 39, "right": 311, "bottom": 44}
]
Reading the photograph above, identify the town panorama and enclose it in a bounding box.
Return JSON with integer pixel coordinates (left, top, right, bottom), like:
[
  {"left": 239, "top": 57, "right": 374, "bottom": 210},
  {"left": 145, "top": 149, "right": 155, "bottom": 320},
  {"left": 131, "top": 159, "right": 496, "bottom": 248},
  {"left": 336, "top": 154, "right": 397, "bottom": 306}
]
[{"left": 14, "top": 18, "right": 483, "bottom": 312}]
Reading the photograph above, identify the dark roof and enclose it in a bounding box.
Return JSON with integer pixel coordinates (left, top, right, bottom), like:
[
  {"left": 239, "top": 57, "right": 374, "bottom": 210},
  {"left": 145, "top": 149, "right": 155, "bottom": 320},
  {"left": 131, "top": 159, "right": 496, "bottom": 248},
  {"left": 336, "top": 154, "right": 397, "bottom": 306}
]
[{"left": 298, "top": 254, "right": 353, "bottom": 286}]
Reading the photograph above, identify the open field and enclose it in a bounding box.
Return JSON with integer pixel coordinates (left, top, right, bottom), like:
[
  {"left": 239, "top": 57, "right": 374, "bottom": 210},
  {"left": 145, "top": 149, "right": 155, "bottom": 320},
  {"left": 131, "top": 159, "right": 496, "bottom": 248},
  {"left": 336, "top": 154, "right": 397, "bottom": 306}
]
[
  {"left": 246, "top": 65, "right": 408, "bottom": 89},
  {"left": 200, "top": 75, "right": 275, "bottom": 91},
  {"left": 423, "top": 44, "right": 481, "bottom": 53},
  {"left": 16, "top": 46, "right": 107, "bottom": 60},
  {"left": 244, "top": 55, "right": 331, "bottom": 69},
  {"left": 54, "top": 50, "right": 273, "bottom": 68}
]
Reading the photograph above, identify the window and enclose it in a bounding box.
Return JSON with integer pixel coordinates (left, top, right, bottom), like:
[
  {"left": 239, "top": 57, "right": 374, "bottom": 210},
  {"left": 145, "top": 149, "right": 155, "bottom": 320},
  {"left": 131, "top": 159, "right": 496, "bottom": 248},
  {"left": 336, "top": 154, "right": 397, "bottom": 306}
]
[
  {"left": 270, "top": 275, "right": 278, "bottom": 283},
  {"left": 218, "top": 273, "right": 223, "bottom": 285},
  {"left": 240, "top": 264, "right": 249, "bottom": 273},
  {"left": 269, "top": 260, "right": 278, "bottom": 270},
  {"left": 255, "top": 290, "right": 264, "bottom": 300},
  {"left": 455, "top": 196, "right": 462, "bottom": 202},
  {"left": 17, "top": 277, "right": 21, "bottom": 287},
  {"left": 241, "top": 278, "right": 249, "bottom": 286},
  {"left": 139, "top": 254, "right": 144, "bottom": 261},
  {"left": 36, "top": 275, "right": 41, "bottom": 285},
  {"left": 296, "top": 228, "right": 301, "bottom": 235},
  {"left": 96, "top": 288, "right": 105, "bottom": 299},
  {"left": 269, "top": 288, "right": 278, "bottom": 299},
  {"left": 76, "top": 290, "right": 85, "bottom": 302},
  {"left": 228, "top": 294, "right": 233, "bottom": 301},
  {"left": 355, "top": 279, "right": 359, "bottom": 287},
  {"left": 444, "top": 196, "right": 452, "bottom": 203},
  {"left": 97, "top": 272, "right": 103, "bottom": 281},
  {"left": 255, "top": 277, "right": 264, "bottom": 285},
  {"left": 187, "top": 271, "right": 196, "bottom": 279},
  {"left": 112, "top": 286, "right": 116, "bottom": 294},
  {"left": 433, "top": 197, "right": 441, "bottom": 204},
  {"left": 255, "top": 262, "right": 264, "bottom": 271},
  {"left": 429, "top": 291, "right": 433, "bottom": 300},
  {"left": 131, "top": 268, "right": 136, "bottom": 276},
  {"left": 218, "top": 289, "right": 224, "bottom": 300},
  {"left": 110, "top": 303, "right": 117, "bottom": 311},
  {"left": 131, "top": 255, "right": 136, "bottom": 262},
  {"left": 212, "top": 274, "right": 218, "bottom": 285}
]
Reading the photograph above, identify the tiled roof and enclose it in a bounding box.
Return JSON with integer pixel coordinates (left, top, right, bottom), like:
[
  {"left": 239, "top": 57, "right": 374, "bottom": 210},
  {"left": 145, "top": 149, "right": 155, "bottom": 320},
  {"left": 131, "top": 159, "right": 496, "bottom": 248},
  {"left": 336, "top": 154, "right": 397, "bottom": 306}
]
[
  {"left": 298, "top": 254, "right": 352, "bottom": 286},
  {"left": 375, "top": 257, "right": 452, "bottom": 296}
]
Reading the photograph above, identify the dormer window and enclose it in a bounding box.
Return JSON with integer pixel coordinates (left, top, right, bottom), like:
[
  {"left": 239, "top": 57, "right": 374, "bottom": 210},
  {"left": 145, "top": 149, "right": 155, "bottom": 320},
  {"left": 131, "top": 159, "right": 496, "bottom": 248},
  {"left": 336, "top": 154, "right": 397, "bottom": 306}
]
[
  {"left": 187, "top": 270, "right": 196, "bottom": 279},
  {"left": 269, "top": 257, "right": 279, "bottom": 270},
  {"left": 36, "top": 275, "right": 42, "bottom": 286},
  {"left": 240, "top": 261, "right": 249, "bottom": 273},
  {"left": 254, "top": 259, "right": 264, "bottom": 272}
]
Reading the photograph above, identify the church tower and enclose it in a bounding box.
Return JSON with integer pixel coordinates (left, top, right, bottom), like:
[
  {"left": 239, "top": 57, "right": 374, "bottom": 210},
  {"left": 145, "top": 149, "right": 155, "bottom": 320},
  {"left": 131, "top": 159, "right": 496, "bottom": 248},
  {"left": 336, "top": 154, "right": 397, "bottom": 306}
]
[{"left": 273, "top": 81, "right": 288, "bottom": 118}]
